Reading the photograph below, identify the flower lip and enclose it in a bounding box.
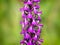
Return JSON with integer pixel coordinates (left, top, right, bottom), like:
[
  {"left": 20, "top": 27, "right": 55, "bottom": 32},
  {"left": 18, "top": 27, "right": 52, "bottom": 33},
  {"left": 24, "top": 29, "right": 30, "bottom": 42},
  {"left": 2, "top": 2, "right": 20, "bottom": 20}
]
[
  {"left": 24, "top": 0, "right": 32, "bottom": 4},
  {"left": 28, "top": 18, "right": 33, "bottom": 24},
  {"left": 24, "top": 10, "right": 29, "bottom": 15},
  {"left": 33, "top": 0, "right": 40, "bottom": 2}
]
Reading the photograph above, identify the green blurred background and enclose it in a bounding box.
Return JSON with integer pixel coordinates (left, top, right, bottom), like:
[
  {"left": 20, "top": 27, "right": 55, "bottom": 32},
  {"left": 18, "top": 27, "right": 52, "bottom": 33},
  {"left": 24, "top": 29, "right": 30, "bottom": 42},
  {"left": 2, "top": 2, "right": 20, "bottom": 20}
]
[{"left": 0, "top": 0, "right": 60, "bottom": 45}]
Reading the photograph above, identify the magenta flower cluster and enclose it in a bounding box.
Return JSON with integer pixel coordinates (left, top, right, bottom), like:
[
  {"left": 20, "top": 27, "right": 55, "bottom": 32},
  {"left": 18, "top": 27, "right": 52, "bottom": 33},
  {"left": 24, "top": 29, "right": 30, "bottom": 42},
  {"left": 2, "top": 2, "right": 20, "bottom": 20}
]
[{"left": 20, "top": 0, "right": 43, "bottom": 45}]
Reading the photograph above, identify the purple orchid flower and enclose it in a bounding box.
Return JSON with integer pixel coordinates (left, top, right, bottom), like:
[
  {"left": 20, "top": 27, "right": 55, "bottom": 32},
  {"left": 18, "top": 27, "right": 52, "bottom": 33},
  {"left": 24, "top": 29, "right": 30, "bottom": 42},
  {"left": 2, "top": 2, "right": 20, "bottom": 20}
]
[{"left": 20, "top": 0, "right": 43, "bottom": 45}]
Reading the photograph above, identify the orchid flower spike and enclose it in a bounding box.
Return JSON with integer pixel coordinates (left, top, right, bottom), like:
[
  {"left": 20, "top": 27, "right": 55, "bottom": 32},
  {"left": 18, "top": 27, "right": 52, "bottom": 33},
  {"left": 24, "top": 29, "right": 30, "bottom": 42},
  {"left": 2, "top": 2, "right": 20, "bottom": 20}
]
[{"left": 20, "top": 0, "right": 43, "bottom": 45}]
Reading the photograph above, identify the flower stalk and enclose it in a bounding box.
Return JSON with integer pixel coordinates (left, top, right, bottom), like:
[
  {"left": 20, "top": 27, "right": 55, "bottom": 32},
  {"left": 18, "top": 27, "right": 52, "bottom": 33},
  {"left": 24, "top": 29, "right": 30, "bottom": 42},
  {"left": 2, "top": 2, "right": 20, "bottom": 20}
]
[{"left": 20, "top": 0, "right": 43, "bottom": 45}]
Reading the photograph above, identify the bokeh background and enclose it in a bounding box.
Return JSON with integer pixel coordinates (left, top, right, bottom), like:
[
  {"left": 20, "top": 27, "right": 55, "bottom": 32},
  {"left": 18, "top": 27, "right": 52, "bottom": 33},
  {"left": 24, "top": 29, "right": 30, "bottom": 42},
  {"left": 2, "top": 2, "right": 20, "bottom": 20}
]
[{"left": 0, "top": 0, "right": 60, "bottom": 45}]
